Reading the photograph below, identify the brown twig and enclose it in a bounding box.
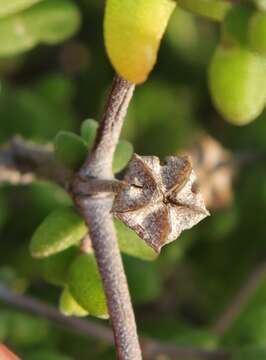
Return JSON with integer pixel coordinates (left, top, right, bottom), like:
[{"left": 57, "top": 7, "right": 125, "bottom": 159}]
[
  {"left": 0, "top": 136, "right": 71, "bottom": 187},
  {"left": 0, "top": 285, "right": 230, "bottom": 360},
  {"left": 212, "top": 261, "right": 266, "bottom": 337},
  {"left": 72, "top": 76, "right": 141, "bottom": 359}
]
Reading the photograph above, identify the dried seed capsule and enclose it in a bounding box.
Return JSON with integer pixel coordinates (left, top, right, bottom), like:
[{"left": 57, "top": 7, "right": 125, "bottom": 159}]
[
  {"left": 208, "top": 45, "right": 266, "bottom": 125},
  {"left": 104, "top": 0, "right": 176, "bottom": 84}
]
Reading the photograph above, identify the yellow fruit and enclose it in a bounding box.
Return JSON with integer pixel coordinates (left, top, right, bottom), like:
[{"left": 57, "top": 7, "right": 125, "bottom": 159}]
[{"left": 104, "top": 0, "right": 176, "bottom": 84}]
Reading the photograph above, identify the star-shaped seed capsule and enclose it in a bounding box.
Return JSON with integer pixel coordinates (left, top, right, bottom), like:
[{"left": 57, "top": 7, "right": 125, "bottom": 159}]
[{"left": 112, "top": 154, "right": 209, "bottom": 253}]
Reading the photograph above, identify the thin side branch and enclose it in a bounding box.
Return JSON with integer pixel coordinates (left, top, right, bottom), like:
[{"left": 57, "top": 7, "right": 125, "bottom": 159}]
[
  {"left": 73, "top": 76, "right": 141, "bottom": 359},
  {"left": 212, "top": 261, "right": 266, "bottom": 336},
  {"left": 0, "top": 285, "right": 230, "bottom": 360},
  {"left": 72, "top": 177, "right": 127, "bottom": 196},
  {"left": 0, "top": 137, "right": 71, "bottom": 187}
]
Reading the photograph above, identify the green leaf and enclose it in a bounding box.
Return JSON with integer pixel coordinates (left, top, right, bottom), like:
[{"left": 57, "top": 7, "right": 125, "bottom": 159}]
[
  {"left": 80, "top": 118, "right": 98, "bottom": 146},
  {"left": 115, "top": 218, "right": 158, "bottom": 261},
  {"left": 222, "top": 306, "right": 266, "bottom": 346},
  {"left": 54, "top": 131, "right": 88, "bottom": 170},
  {"left": 175, "top": 328, "right": 218, "bottom": 349},
  {"left": 113, "top": 140, "right": 133, "bottom": 174},
  {"left": 24, "top": 0, "right": 81, "bottom": 45},
  {"left": 177, "top": 0, "right": 232, "bottom": 22},
  {"left": 0, "top": 15, "right": 37, "bottom": 57},
  {"left": 7, "top": 311, "right": 50, "bottom": 346},
  {"left": 59, "top": 287, "right": 88, "bottom": 317},
  {"left": 67, "top": 253, "right": 108, "bottom": 319},
  {"left": 124, "top": 255, "right": 161, "bottom": 304},
  {"left": 208, "top": 45, "right": 266, "bottom": 125},
  {"left": 232, "top": 347, "right": 266, "bottom": 360},
  {"left": 249, "top": 11, "right": 266, "bottom": 57},
  {"left": 0, "top": 0, "right": 80, "bottom": 57},
  {"left": 0, "top": 0, "right": 43, "bottom": 18},
  {"left": 30, "top": 207, "right": 87, "bottom": 258},
  {"left": 0, "top": 312, "right": 10, "bottom": 342},
  {"left": 39, "top": 247, "right": 77, "bottom": 286},
  {"left": 27, "top": 349, "right": 73, "bottom": 360},
  {"left": 222, "top": 5, "right": 253, "bottom": 46},
  {"left": 80, "top": 119, "right": 133, "bottom": 172}
]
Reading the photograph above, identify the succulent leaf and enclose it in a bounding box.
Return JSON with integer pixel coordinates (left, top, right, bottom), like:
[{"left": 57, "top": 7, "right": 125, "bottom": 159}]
[
  {"left": 54, "top": 131, "right": 88, "bottom": 170},
  {"left": 104, "top": 0, "right": 176, "bottom": 84},
  {"left": 30, "top": 207, "right": 87, "bottom": 258},
  {"left": 67, "top": 253, "right": 109, "bottom": 319}
]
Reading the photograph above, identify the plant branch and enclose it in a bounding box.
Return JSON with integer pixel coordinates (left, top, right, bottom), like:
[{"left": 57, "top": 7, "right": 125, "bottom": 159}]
[
  {"left": 72, "top": 76, "right": 142, "bottom": 359},
  {"left": 212, "top": 260, "right": 266, "bottom": 336},
  {"left": 0, "top": 285, "right": 230, "bottom": 360},
  {"left": 0, "top": 136, "right": 71, "bottom": 188},
  {"left": 72, "top": 177, "right": 127, "bottom": 196}
]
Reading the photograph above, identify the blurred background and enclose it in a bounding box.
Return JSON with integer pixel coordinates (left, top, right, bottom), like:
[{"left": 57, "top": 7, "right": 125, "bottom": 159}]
[{"left": 1, "top": 1, "right": 266, "bottom": 359}]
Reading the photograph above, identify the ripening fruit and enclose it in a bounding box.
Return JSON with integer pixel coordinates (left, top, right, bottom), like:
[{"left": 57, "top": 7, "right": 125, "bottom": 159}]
[
  {"left": 249, "top": 11, "right": 266, "bottom": 57},
  {"left": 208, "top": 45, "right": 266, "bottom": 125},
  {"left": 104, "top": 0, "right": 176, "bottom": 84},
  {"left": 30, "top": 207, "right": 87, "bottom": 258},
  {"left": 68, "top": 254, "right": 108, "bottom": 319}
]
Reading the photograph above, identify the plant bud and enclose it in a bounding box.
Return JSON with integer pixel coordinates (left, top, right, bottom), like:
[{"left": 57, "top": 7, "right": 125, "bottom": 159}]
[
  {"left": 67, "top": 254, "right": 108, "bottom": 319},
  {"left": 208, "top": 45, "right": 266, "bottom": 125},
  {"left": 30, "top": 207, "right": 87, "bottom": 258},
  {"left": 104, "top": 0, "right": 176, "bottom": 84}
]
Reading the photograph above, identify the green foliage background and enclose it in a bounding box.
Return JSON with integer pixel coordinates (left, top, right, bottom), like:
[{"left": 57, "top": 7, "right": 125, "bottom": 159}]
[{"left": 1, "top": 1, "right": 266, "bottom": 359}]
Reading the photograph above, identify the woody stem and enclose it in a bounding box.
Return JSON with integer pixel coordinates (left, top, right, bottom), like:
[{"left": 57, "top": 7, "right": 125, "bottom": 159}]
[{"left": 72, "top": 76, "right": 141, "bottom": 360}]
